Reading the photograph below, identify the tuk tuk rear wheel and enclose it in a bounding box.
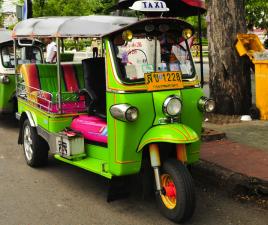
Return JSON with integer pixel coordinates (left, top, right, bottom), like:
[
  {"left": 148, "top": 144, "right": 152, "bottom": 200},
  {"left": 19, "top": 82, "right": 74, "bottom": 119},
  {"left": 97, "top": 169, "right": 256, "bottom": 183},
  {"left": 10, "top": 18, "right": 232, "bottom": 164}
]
[
  {"left": 22, "top": 120, "right": 48, "bottom": 167},
  {"left": 156, "top": 159, "right": 195, "bottom": 223}
]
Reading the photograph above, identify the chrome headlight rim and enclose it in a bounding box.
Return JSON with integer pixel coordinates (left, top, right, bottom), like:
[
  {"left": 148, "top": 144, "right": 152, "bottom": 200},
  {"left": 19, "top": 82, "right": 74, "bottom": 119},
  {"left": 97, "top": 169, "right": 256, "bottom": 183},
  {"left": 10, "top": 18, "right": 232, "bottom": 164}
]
[
  {"left": 110, "top": 104, "right": 139, "bottom": 122},
  {"left": 163, "top": 95, "right": 182, "bottom": 117},
  {"left": 198, "top": 96, "right": 215, "bottom": 113}
]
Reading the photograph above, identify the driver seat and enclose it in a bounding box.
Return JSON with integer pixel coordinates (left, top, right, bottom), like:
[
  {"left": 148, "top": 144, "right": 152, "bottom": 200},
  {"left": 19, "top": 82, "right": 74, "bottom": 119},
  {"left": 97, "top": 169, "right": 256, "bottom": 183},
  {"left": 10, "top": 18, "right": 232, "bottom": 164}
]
[
  {"left": 82, "top": 57, "right": 106, "bottom": 118},
  {"left": 70, "top": 58, "right": 108, "bottom": 145}
]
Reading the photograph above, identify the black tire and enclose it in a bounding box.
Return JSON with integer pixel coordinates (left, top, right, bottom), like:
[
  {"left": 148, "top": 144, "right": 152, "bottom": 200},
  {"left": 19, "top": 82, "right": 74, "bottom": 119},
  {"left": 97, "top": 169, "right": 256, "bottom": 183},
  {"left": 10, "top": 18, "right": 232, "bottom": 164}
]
[
  {"left": 22, "top": 119, "right": 48, "bottom": 167},
  {"left": 249, "top": 105, "right": 260, "bottom": 120},
  {"left": 156, "top": 159, "right": 196, "bottom": 223}
]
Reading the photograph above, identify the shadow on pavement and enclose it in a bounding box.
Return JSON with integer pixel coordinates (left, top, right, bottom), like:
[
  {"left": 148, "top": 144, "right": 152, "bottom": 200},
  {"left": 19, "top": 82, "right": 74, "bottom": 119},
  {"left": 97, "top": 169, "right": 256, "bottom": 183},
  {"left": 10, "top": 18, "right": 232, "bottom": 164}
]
[{"left": 0, "top": 115, "right": 19, "bottom": 129}]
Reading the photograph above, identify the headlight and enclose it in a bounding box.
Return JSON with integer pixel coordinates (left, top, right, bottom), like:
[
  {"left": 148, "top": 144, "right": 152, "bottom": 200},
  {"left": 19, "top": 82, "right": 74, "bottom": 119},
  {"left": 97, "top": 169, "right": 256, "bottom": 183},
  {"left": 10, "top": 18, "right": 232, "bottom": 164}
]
[
  {"left": 110, "top": 104, "right": 139, "bottom": 122},
  {"left": 0, "top": 75, "right": 10, "bottom": 84},
  {"left": 198, "top": 97, "right": 215, "bottom": 113},
  {"left": 126, "top": 107, "right": 138, "bottom": 122},
  {"left": 163, "top": 96, "right": 182, "bottom": 117}
]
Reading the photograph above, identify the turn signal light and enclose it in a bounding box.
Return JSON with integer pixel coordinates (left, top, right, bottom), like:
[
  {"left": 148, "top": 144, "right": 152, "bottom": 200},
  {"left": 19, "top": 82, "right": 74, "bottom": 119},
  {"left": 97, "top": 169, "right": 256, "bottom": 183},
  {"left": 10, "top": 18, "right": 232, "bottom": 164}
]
[{"left": 198, "top": 97, "right": 215, "bottom": 113}]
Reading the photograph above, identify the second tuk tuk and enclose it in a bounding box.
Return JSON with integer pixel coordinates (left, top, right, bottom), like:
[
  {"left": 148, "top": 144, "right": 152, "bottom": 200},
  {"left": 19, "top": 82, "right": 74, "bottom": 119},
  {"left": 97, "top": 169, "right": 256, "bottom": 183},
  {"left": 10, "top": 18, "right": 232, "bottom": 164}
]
[
  {"left": 14, "top": 1, "right": 214, "bottom": 223},
  {"left": 0, "top": 28, "right": 44, "bottom": 115}
]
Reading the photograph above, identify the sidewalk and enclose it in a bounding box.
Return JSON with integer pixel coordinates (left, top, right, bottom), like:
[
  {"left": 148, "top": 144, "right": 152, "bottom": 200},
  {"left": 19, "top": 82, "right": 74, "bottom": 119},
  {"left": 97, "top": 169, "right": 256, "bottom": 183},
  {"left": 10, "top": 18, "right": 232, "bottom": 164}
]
[{"left": 193, "top": 120, "right": 268, "bottom": 195}]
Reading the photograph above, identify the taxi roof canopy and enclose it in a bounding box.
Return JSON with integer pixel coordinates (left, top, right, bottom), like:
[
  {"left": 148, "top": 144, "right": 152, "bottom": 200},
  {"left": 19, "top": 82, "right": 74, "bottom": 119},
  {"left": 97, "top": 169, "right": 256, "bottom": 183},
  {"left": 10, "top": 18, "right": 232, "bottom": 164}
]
[
  {"left": 0, "top": 29, "right": 12, "bottom": 44},
  {"left": 13, "top": 16, "right": 138, "bottom": 38}
]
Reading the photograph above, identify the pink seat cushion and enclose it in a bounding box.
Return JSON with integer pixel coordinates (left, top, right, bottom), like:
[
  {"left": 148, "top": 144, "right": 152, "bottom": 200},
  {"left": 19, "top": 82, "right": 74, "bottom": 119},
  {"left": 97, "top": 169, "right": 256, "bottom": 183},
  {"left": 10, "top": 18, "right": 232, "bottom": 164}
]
[
  {"left": 50, "top": 101, "right": 86, "bottom": 114},
  {"left": 71, "top": 115, "right": 107, "bottom": 144}
]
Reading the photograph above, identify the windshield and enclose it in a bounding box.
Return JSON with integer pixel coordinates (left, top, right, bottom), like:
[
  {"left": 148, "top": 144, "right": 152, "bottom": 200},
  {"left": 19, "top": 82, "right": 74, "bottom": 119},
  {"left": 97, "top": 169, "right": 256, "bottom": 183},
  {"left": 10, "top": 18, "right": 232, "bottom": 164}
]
[
  {"left": 112, "top": 30, "right": 195, "bottom": 83},
  {"left": 1, "top": 45, "right": 42, "bottom": 68}
]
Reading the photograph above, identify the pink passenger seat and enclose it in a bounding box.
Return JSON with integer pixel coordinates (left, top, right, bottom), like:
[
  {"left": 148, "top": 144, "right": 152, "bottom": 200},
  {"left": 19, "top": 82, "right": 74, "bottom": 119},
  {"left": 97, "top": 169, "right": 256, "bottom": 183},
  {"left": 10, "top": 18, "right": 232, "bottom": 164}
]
[{"left": 71, "top": 115, "right": 107, "bottom": 144}]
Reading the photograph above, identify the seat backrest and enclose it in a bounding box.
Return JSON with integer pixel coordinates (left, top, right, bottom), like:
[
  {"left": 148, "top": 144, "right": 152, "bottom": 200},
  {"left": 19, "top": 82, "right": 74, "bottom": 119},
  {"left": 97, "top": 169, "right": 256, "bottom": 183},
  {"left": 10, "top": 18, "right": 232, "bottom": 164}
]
[
  {"left": 73, "top": 64, "right": 85, "bottom": 89},
  {"left": 61, "top": 64, "right": 79, "bottom": 92},
  {"left": 36, "top": 64, "right": 66, "bottom": 93},
  {"left": 20, "top": 64, "right": 40, "bottom": 92},
  {"left": 82, "top": 58, "right": 106, "bottom": 114},
  {"left": 61, "top": 64, "right": 85, "bottom": 92},
  {"left": 22, "top": 63, "right": 85, "bottom": 97}
]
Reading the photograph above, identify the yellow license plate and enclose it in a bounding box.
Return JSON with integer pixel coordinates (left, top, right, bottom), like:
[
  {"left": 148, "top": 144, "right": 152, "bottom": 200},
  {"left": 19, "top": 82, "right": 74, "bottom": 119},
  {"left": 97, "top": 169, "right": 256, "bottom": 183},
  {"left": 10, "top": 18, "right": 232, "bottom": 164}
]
[{"left": 144, "top": 71, "right": 184, "bottom": 91}]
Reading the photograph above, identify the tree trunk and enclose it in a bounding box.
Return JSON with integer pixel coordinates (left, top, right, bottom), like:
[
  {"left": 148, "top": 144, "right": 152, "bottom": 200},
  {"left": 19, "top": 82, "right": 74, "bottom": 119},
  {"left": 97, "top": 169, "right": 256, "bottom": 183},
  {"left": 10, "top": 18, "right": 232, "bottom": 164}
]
[{"left": 207, "top": 0, "right": 252, "bottom": 115}]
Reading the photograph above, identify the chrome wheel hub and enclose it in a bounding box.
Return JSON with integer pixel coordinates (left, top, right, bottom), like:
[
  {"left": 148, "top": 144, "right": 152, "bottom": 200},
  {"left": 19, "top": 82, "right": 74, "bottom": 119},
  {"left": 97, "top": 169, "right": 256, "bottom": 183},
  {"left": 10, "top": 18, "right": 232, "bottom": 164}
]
[{"left": 24, "top": 126, "right": 33, "bottom": 161}]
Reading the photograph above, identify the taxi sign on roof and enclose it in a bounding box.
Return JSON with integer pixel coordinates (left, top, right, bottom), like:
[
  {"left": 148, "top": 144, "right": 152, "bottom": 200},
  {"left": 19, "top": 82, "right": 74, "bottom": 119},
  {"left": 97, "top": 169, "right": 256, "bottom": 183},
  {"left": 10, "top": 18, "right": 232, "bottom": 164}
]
[{"left": 129, "top": 1, "right": 170, "bottom": 12}]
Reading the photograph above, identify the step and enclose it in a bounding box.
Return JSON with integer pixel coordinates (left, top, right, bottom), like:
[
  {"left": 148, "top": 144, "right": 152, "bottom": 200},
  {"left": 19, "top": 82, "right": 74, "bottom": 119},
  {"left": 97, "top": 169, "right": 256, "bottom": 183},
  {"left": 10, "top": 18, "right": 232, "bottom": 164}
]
[{"left": 54, "top": 154, "right": 112, "bottom": 179}]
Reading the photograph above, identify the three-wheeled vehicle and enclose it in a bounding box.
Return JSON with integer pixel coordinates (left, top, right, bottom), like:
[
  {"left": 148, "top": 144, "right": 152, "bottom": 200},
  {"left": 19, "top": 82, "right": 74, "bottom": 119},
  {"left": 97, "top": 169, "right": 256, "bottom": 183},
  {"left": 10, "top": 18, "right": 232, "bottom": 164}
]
[
  {"left": 14, "top": 2, "right": 214, "bottom": 223},
  {"left": 0, "top": 29, "right": 44, "bottom": 114}
]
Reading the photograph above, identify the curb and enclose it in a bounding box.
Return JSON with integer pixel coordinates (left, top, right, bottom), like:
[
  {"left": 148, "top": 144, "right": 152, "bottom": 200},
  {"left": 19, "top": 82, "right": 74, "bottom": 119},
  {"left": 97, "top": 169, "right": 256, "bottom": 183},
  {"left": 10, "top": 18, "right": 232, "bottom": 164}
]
[
  {"left": 201, "top": 128, "right": 226, "bottom": 142},
  {"left": 191, "top": 160, "right": 268, "bottom": 195}
]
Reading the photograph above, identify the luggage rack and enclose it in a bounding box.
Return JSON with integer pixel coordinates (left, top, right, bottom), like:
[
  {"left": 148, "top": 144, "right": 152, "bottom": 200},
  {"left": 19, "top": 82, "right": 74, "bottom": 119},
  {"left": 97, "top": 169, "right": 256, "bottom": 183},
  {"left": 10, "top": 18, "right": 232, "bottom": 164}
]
[{"left": 17, "top": 82, "right": 87, "bottom": 114}]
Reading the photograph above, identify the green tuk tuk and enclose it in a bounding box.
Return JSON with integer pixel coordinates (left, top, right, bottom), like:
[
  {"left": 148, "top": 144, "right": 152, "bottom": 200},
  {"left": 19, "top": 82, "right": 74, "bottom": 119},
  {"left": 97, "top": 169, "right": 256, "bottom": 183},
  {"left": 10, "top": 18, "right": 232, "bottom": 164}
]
[
  {"left": 0, "top": 28, "right": 44, "bottom": 115},
  {"left": 14, "top": 2, "right": 214, "bottom": 223}
]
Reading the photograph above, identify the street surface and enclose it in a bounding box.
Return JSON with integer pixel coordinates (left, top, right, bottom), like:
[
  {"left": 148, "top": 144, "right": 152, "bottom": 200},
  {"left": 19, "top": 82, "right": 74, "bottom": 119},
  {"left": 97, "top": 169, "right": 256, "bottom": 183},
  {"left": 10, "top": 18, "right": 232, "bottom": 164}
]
[{"left": 0, "top": 116, "right": 267, "bottom": 225}]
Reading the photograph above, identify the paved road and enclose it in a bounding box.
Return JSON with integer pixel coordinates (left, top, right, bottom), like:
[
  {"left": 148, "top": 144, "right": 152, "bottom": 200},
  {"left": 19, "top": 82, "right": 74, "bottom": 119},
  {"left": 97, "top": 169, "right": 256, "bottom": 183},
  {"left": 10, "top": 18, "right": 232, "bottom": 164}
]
[{"left": 0, "top": 116, "right": 267, "bottom": 225}]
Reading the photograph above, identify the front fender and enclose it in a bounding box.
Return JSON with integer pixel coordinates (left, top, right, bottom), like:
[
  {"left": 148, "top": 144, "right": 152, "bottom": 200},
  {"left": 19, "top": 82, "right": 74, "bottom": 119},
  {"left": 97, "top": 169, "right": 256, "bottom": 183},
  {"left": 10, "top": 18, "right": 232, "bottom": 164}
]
[
  {"left": 25, "top": 111, "right": 38, "bottom": 127},
  {"left": 137, "top": 124, "right": 199, "bottom": 152},
  {"left": 18, "top": 111, "right": 38, "bottom": 144}
]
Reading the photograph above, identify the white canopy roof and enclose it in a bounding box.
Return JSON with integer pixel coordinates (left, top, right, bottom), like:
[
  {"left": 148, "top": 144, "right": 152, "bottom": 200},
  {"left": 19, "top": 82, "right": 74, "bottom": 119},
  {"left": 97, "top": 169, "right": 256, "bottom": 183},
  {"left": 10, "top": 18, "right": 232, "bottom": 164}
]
[
  {"left": 0, "top": 29, "right": 12, "bottom": 43},
  {"left": 13, "top": 15, "right": 138, "bottom": 38}
]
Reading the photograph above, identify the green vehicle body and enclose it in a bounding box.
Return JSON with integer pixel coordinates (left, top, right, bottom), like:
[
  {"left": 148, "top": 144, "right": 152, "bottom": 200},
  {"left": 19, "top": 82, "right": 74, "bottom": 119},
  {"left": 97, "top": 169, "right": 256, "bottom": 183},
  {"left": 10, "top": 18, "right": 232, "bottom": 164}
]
[
  {"left": 17, "top": 34, "right": 204, "bottom": 178},
  {"left": 14, "top": 10, "right": 211, "bottom": 222},
  {"left": 0, "top": 73, "right": 16, "bottom": 113},
  {"left": 0, "top": 39, "right": 16, "bottom": 114}
]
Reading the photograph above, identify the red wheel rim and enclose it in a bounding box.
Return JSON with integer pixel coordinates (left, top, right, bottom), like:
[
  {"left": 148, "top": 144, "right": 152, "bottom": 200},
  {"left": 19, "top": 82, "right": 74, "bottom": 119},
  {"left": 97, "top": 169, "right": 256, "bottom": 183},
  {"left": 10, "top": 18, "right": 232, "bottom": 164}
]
[{"left": 161, "top": 174, "right": 177, "bottom": 209}]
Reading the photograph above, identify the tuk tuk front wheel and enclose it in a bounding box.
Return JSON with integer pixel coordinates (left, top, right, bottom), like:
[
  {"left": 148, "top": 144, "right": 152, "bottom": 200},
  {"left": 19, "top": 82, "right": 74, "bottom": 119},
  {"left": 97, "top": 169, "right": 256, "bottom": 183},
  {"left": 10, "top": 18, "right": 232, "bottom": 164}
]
[
  {"left": 156, "top": 159, "right": 195, "bottom": 223},
  {"left": 22, "top": 120, "right": 48, "bottom": 167}
]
